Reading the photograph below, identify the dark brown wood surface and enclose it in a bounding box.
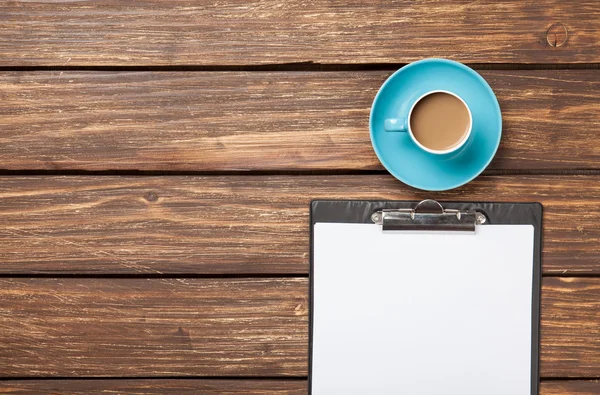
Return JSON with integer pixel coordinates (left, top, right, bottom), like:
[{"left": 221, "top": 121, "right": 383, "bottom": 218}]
[
  {"left": 0, "top": 277, "right": 598, "bottom": 377},
  {"left": 540, "top": 381, "right": 600, "bottom": 395},
  {"left": 0, "top": 380, "right": 308, "bottom": 395},
  {"left": 0, "top": 1, "right": 599, "bottom": 66},
  {"left": 0, "top": 278, "right": 308, "bottom": 377},
  {"left": 2, "top": 0, "right": 599, "bottom": 390},
  {"left": 1, "top": 70, "right": 599, "bottom": 171},
  {"left": 0, "top": 175, "right": 598, "bottom": 275},
  {"left": 0, "top": 380, "right": 598, "bottom": 395},
  {"left": 541, "top": 278, "right": 600, "bottom": 377}
]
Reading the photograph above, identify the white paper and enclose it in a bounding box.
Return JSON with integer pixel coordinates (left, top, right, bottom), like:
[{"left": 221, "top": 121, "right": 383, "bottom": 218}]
[{"left": 312, "top": 223, "right": 535, "bottom": 395}]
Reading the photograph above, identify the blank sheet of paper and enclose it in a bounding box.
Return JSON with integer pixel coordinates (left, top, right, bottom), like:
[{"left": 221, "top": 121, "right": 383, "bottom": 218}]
[{"left": 312, "top": 223, "right": 535, "bottom": 395}]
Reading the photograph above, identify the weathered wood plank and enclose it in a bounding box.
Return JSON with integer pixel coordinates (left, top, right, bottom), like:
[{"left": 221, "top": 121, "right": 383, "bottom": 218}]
[
  {"left": 0, "top": 278, "right": 599, "bottom": 377},
  {"left": 0, "top": 1, "right": 598, "bottom": 66},
  {"left": 0, "top": 175, "right": 598, "bottom": 275},
  {"left": 0, "top": 278, "right": 308, "bottom": 377},
  {"left": 0, "top": 380, "right": 308, "bottom": 394},
  {"left": 0, "top": 71, "right": 599, "bottom": 170},
  {"left": 541, "top": 278, "right": 600, "bottom": 377},
  {"left": 0, "top": 379, "right": 598, "bottom": 394},
  {"left": 541, "top": 380, "right": 600, "bottom": 394},
  {"left": 0, "top": 380, "right": 306, "bottom": 394}
]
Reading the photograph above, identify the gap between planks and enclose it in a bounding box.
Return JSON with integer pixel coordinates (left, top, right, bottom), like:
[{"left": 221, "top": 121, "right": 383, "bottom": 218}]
[
  {"left": 0, "top": 63, "right": 599, "bottom": 72},
  {"left": 1, "top": 170, "right": 600, "bottom": 177},
  {"left": 0, "top": 379, "right": 598, "bottom": 395}
]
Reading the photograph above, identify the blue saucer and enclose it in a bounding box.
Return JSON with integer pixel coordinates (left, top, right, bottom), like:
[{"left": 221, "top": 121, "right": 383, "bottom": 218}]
[{"left": 369, "top": 59, "right": 502, "bottom": 191}]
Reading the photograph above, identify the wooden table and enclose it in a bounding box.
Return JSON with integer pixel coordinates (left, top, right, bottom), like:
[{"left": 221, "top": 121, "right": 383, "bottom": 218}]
[{"left": 1, "top": 1, "right": 599, "bottom": 394}]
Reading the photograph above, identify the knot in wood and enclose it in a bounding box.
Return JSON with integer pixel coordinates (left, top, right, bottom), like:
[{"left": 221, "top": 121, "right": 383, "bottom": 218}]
[
  {"left": 144, "top": 191, "right": 159, "bottom": 202},
  {"left": 176, "top": 327, "right": 190, "bottom": 337},
  {"left": 546, "top": 23, "right": 568, "bottom": 47}
]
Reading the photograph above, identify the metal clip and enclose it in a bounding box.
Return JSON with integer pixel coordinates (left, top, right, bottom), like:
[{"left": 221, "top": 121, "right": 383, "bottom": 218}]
[{"left": 371, "top": 200, "right": 486, "bottom": 232}]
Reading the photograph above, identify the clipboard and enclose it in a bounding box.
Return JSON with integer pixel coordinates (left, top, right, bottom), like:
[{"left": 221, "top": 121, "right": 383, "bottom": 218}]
[{"left": 309, "top": 200, "right": 542, "bottom": 395}]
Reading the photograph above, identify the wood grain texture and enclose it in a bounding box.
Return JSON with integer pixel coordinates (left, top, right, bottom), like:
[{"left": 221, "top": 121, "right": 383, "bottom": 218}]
[
  {"left": 0, "top": 380, "right": 598, "bottom": 394},
  {"left": 541, "top": 380, "right": 600, "bottom": 394},
  {"left": 0, "top": 278, "right": 599, "bottom": 377},
  {"left": 1, "top": 70, "right": 599, "bottom": 171},
  {"left": 0, "top": 380, "right": 308, "bottom": 394},
  {"left": 541, "top": 278, "right": 600, "bottom": 377},
  {"left": 0, "top": 175, "right": 599, "bottom": 275},
  {"left": 0, "top": 1, "right": 599, "bottom": 66},
  {"left": 0, "top": 278, "right": 308, "bottom": 377}
]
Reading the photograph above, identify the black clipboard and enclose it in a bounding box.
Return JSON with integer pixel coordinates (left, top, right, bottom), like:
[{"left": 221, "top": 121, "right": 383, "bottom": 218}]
[{"left": 309, "top": 200, "right": 542, "bottom": 395}]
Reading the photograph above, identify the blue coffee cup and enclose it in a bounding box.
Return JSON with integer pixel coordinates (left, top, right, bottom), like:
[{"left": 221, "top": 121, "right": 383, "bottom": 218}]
[{"left": 369, "top": 58, "right": 502, "bottom": 191}]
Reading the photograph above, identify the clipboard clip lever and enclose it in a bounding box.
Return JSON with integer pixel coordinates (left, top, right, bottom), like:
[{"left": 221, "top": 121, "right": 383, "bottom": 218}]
[{"left": 371, "top": 200, "right": 487, "bottom": 232}]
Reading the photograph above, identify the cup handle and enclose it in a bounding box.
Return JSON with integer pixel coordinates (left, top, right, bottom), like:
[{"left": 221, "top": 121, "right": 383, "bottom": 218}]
[{"left": 384, "top": 117, "right": 408, "bottom": 132}]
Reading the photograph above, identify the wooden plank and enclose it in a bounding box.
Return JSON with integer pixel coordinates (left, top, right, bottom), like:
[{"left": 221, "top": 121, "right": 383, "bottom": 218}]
[
  {"left": 541, "top": 381, "right": 600, "bottom": 394},
  {"left": 0, "top": 70, "right": 599, "bottom": 171},
  {"left": 0, "top": 380, "right": 598, "bottom": 394},
  {"left": 0, "top": 175, "right": 598, "bottom": 275},
  {"left": 0, "top": 278, "right": 308, "bottom": 377},
  {"left": 0, "top": 278, "right": 599, "bottom": 377},
  {"left": 541, "top": 278, "right": 600, "bottom": 377},
  {"left": 0, "top": 1, "right": 598, "bottom": 66},
  {"left": 0, "top": 380, "right": 308, "bottom": 394}
]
